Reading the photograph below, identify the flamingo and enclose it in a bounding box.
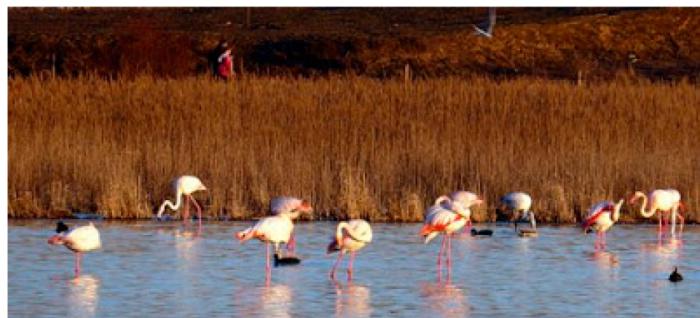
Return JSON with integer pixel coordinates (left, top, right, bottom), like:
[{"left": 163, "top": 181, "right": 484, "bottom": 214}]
[
  {"left": 269, "top": 196, "right": 313, "bottom": 255},
  {"left": 500, "top": 192, "right": 536, "bottom": 233},
  {"left": 327, "top": 219, "right": 373, "bottom": 281},
  {"left": 236, "top": 199, "right": 313, "bottom": 282},
  {"left": 421, "top": 198, "right": 470, "bottom": 281},
  {"left": 448, "top": 191, "right": 484, "bottom": 232},
  {"left": 630, "top": 189, "right": 685, "bottom": 236},
  {"left": 48, "top": 221, "right": 102, "bottom": 277},
  {"left": 156, "top": 175, "right": 207, "bottom": 226},
  {"left": 582, "top": 199, "right": 624, "bottom": 250}
]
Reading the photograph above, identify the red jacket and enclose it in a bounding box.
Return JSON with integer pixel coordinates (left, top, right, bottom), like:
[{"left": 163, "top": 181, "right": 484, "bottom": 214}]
[{"left": 217, "top": 53, "right": 233, "bottom": 79}]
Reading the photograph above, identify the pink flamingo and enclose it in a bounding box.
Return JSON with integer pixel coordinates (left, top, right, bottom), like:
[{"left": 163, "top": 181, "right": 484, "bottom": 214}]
[
  {"left": 582, "top": 199, "right": 624, "bottom": 250},
  {"left": 156, "top": 175, "right": 207, "bottom": 226},
  {"left": 327, "top": 219, "right": 373, "bottom": 281},
  {"left": 500, "top": 192, "right": 536, "bottom": 233},
  {"left": 48, "top": 221, "right": 102, "bottom": 277},
  {"left": 433, "top": 191, "right": 483, "bottom": 233},
  {"left": 630, "top": 189, "right": 685, "bottom": 236},
  {"left": 236, "top": 199, "right": 313, "bottom": 283},
  {"left": 421, "top": 198, "right": 470, "bottom": 281},
  {"left": 270, "top": 196, "right": 313, "bottom": 255}
]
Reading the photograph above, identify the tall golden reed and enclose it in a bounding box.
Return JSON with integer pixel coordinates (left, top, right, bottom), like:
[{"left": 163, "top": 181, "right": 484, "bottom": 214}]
[{"left": 8, "top": 75, "right": 700, "bottom": 222}]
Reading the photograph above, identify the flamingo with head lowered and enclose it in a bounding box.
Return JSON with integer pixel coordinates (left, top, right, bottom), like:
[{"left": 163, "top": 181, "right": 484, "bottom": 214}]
[
  {"left": 421, "top": 197, "right": 470, "bottom": 281},
  {"left": 269, "top": 196, "right": 313, "bottom": 255},
  {"left": 156, "top": 175, "right": 207, "bottom": 226},
  {"left": 48, "top": 221, "right": 102, "bottom": 277},
  {"left": 629, "top": 189, "right": 685, "bottom": 236},
  {"left": 236, "top": 199, "right": 313, "bottom": 283},
  {"left": 327, "top": 219, "right": 373, "bottom": 281},
  {"left": 500, "top": 192, "right": 536, "bottom": 233},
  {"left": 582, "top": 199, "right": 624, "bottom": 250}
]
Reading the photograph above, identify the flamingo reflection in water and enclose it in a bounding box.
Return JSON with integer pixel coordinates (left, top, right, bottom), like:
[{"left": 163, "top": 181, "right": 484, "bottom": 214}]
[
  {"left": 420, "top": 282, "right": 470, "bottom": 317},
  {"left": 67, "top": 275, "right": 101, "bottom": 318},
  {"left": 333, "top": 281, "right": 373, "bottom": 317}
]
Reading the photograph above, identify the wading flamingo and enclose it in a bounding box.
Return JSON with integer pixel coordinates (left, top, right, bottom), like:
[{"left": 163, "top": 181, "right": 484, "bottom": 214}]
[
  {"left": 236, "top": 199, "right": 313, "bottom": 283},
  {"left": 630, "top": 189, "right": 685, "bottom": 236},
  {"left": 447, "top": 191, "right": 484, "bottom": 232},
  {"left": 48, "top": 221, "right": 102, "bottom": 277},
  {"left": 421, "top": 198, "right": 470, "bottom": 281},
  {"left": 156, "top": 175, "right": 207, "bottom": 226},
  {"left": 327, "top": 219, "right": 373, "bottom": 281},
  {"left": 500, "top": 192, "right": 536, "bottom": 233},
  {"left": 582, "top": 199, "right": 624, "bottom": 250},
  {"left": 270, "top": 196, "right": 313, "bottom": 255}
]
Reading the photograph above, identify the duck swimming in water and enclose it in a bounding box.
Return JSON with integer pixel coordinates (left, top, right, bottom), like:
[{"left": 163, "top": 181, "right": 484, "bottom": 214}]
[{"left": 669, "top": 267, "right": 683, "bottom": 282}]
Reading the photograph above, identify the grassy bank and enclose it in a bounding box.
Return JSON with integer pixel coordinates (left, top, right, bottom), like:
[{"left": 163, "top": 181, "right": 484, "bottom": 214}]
[{"left": 8, "top": 75, "right": 700, "bottom": 222}]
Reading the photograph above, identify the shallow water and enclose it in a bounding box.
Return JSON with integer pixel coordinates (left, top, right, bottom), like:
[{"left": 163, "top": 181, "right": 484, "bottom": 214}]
[{"left": 9, "top": 220, "right": 700, "bottom": 317}]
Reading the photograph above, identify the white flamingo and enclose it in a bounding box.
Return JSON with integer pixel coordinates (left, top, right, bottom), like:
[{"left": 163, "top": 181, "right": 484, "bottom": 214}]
[
  {"left": 500, "top": 192, "right": 536, "bottom": 233},
  {"left": 48, "top": 221, "right": 102, "bottom": 277},
  {"left": 630, "top": 189, "right": 685, "bottom": 236},
  {"left": 269, "top": 196, "right": 313, "bottom": 254},
  {"left": 236, "top": 199, "right": 313, "bottom": 283},
  {"left": 582, "top": 199, "right": 624, "bottom": 250},
  {"left": 156, "top": 175, "right": 207, "bottom": 226},
  {"left": 421, "top": 199, "right": 470, "bottom": 281},
  {"left": 327, "top": 219, "right": 373, "bottom": 281}
]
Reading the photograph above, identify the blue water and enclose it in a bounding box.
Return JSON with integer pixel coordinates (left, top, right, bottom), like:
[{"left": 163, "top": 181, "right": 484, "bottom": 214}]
[{"left": 9, "top": 220, "right": 700, "bottom": 317}]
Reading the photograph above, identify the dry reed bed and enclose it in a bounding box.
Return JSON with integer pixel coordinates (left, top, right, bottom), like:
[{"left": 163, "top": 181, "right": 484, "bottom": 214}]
[{"left": 8, "top": 76, "right": 700, "bottom": 223}]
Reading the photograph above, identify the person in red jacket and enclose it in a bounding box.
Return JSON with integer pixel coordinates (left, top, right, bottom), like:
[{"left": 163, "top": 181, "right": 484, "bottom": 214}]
[{"left": 217, "top": 47, "right": 234, "bottom": 80}]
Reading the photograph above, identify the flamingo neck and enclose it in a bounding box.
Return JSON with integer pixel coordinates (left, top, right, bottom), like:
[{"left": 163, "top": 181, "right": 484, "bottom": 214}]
[
  {"left": 336, "top": 222, "right": 349, "bottom": 247},
  {"left": 157, "top": 189, "right": 183, "bottom": 218},
  {"left": 637, "top": 194, "right": 654, "bottom": 217}
]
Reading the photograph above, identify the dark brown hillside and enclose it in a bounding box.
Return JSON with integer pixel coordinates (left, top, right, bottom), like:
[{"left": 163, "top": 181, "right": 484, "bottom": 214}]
[{"left": 8, "top": 7, "right": 700, "bottom": 80}]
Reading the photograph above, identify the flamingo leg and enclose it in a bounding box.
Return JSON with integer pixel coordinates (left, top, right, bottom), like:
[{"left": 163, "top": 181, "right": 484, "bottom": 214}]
[
  {"left": 347, "top": 251, "right": 356, "bottom": 281},
  {"left": 286, "top": 232, "right": 296, "bottom": 256},
  {"left": 446, "top": 234, "right": 453, "bottom": 281},
  {"left": 265, "top": 242, "right": 271, "bottom": 283},
  {"left": 677, "top": 211, "right": 685, "bottom": 235},
  {"left": 191, "top": 196, "right": 203, "bottom": 227},
  {"left": 463, "top": 219, "right": 473, "bottom": 234},
  {"left": 74, "top": 252, "right": 82, "bottom": 277},
  {"left": 437, "top": 234, "right": 447, "bottom": 281},
  {"left": 182, "top": 195, "right": 191, "bottom": 225},
  {"left": 330, "top": 250, "right": 345, "bottom": 280}
]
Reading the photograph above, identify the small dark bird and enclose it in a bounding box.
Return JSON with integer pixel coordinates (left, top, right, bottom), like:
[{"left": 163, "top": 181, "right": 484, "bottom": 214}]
[
  {"left": 669, "top": 267, "right": 683, "bottom": 282},
  {"left": 470, "top": 228, "right": 493, "bottom": 236},
  {"left": 55, "top": 221, "right": 69, "bottom": 233},
  {"left": 273, "top": 253, "right": 301, "bottom": 267}
]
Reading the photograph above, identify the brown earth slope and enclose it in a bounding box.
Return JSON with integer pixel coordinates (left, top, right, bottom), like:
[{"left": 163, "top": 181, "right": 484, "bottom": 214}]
[{"left": 8, "top": 7, "right": 700, "bottom": 80}]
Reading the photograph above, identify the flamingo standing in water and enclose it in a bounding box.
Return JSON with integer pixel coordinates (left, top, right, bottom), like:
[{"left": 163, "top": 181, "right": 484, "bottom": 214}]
[
  {"left": 236, "top": 199, "right": 313, "bottom": 282},
  {"left": 156, "top": 175, "right": 207, "bottom": 226},
  {"left": 421, "top": 198, "right": 470, "bottom": 280},
  {"left": 48, "top": 221, "right": 102, "bottom": 277},
  {"left": 500, "top": 192, "right": 536, "bottom": 233},
  {"left": 630, "top": 189, "right": 685, "bottom": 236},
  {"left": 582, "top": 199, "right": 624, "bottom": 250},
  {"left": 327, "top": 219, "right": 373, "bottom": 281},
  {"left": 270, "top": 196, "right": 313, "bottom": 255}
]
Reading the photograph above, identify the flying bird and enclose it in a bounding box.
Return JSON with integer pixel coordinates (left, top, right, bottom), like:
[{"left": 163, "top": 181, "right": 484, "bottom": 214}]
[
  {"left": 630, "top": 189, "right": 685, "bottom": 236},
  {"left": 582, "top": 199, "right": 624, "bottom": 250},
  {"left": 473, "top": 8, "right": 496, "bottom": 38},
  {"left": 48, "top": 221, "right": 102, "bottom": 277},
  {"left": 327, "top": 219, "right": 373, "bottom": 281},
  {"left": 156, "top": 175, "right": 207, "bottom": 226}
]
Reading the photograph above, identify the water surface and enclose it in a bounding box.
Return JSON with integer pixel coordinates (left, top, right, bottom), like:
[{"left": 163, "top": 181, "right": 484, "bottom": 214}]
[{"left": 9, "top": 220, "right": 700, "bottom": 316}]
